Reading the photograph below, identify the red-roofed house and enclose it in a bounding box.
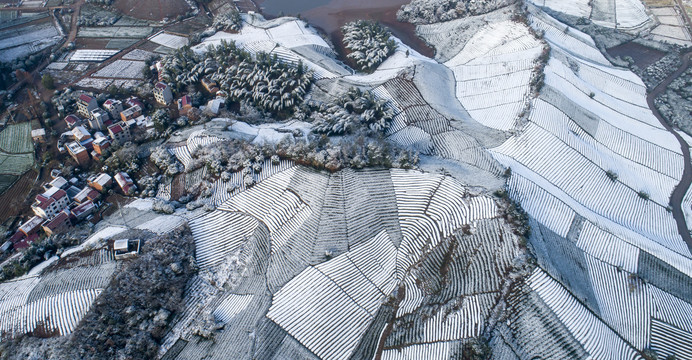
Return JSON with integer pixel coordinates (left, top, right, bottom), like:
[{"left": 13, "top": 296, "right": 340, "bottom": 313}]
[
  {"left": 177, "top": 95, "right": 193, "bottom": 115},
  {"left": 108, "top": 122, "right": 131, "bottom": 145},
  {"left": 64, "top": 114, "right": 82, "bottom": 129},
  {"left": 115, "top": 172, "right": 136, "bottom": 195},
  {"left": 18, "top": 216, "right": 44, "bottom": 236},
  {"left": 71, "top": 200, "right": 96, "bottom": 221},
  {"left": 125, "top": 97, "right": 145, "bottom": 109},
  {"left": 32, "top": 188, "right": 70, "bottom": 219},
  {"left": 42, "top": 211, "right": 71, "bottom": 236},
  {"left": 103, "top": 99, "right": 124, "bottom": 119},
  {"left": 77, "top": 94, "right": 98, "bottom": 117}
]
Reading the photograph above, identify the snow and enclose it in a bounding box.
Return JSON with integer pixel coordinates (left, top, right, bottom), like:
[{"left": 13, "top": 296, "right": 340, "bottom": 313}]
[
  {"left": 92, "top": 59, "right": 146, "bottom": 79},
  {"left": 150, "top": 32, "right": 190, "bottom": 50},
  {"left": 70, "top": 49, "right": 120, "bottom": 62}
]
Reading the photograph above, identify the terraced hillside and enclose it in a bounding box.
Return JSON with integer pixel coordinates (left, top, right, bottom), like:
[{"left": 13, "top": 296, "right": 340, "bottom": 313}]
[
  {"left": 159, "top": 166, "right": 528, "bottom": 360},
  {"left": 0, "top": 248, "right": 115, "bottom": 338}
]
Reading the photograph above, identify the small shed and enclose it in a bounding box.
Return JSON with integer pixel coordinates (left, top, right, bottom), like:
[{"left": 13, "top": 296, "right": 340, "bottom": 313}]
[{"left": 113, "top": 239, "right": 140, "bottom": 260}]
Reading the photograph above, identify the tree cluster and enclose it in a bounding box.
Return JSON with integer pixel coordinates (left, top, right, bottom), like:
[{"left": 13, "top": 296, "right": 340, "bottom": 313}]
[
  {"left": 65, "top": 227, "right": 197, "bottom": 360},
  {"left": 397, "top": 0, "right": 517, "bottom": 25},
  {"left": 191, "top": 134, "right": 418, "bottom": 174},
  {"left": 159, "top": 41, "right": 312, "bottom": 118},
  {"left": 149, "top": 146, "right": 183, "bottom": 176},
  {"left": 213, "top": 9, "right": 242, "bottom": 32},
  {"left": 311, "top": 87, "right": 394, "bottom": 135},
  {"left": 341, "top": 20, "right": 397, "bottom": 72}
]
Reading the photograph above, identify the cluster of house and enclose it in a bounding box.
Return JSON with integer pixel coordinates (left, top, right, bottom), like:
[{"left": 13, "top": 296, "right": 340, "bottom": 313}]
[
  {"left": 4, "top": 170, "right": 137, "bottom": 252},
  {"left": 50, "top": 82, "right": 176, "bottom": 165}
]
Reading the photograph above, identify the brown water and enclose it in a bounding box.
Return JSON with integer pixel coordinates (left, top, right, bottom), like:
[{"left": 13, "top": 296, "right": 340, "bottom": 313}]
[{"left": 256, "top": 0, "right": 435, "bottom": 58}]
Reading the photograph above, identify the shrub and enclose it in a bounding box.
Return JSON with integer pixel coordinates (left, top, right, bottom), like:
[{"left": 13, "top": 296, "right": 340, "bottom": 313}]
[
  {"left": 638, "top": 191, "right": 650, "bottom": 200},
  {"left": 605, "top": 170, "right": 618, "bottom": 181}
]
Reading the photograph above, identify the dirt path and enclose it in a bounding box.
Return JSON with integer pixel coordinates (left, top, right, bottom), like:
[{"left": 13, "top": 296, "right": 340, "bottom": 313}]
[{"left": 646, "top": 50, "right": 692, "bottom": 251}]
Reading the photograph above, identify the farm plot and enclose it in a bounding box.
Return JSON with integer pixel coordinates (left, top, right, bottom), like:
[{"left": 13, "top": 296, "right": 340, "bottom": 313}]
[
  {"left": 0, "top": 246, "right": 116, "bottom": 339},
  {"left": 150, "top": 32, "right": 189, "bottom": 50},
  {"left": 78, "top": 26, "right": 153, "bottom": 39},
  {"left": 444, "top": 20, "right": 543, "bottom": 131},
  {"left": 0, "top": 123, "right": 34, "bottom": 177},
  {"left": 92, "top": 59, "right": 146, "bottom": 79},
  {"left": 0, "top": 21, "right": 62, "bottom": 62},
  {"left": 0, "top": 122, "right": 32, "bottom": 154}
]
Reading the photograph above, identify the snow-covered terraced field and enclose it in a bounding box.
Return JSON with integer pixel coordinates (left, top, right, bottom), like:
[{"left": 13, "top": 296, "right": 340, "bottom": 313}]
[
  {"left": 0, "top": 246, "right": 116, "bottom": 339},
  {"left": 482, "top": 7, "right": 692, "bottom": 358},
  {"left": 529, "top": 0, "right": 653, "bottom": 31},
  {"left": 445, "top": 20, "right": 543, "bottom": 131},
  {"left": 163, "top": 166, "right": 523, "bottom": 360}
]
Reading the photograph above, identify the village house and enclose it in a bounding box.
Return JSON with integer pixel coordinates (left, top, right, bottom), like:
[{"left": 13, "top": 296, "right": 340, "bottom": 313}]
[
  {"left": 64, "top": 114, "right": 81, "bottom": 129},
  {"left": 32, "top": 187, "right": 70, "bottom": 219},
  {"left": 18, "top": 216, "right": 44, "bottom": 237},
  {"left": 45, "top": 176, "right": 68, "bottom": 191},
  {"left": 108, "top": 122, "right": 131, "bottom": 145},
  {"left": 90, "top": 108, "right": 109, "bottom": 130},
  {"left": 42, "top": 211, "right": 71, "bottom": 236},
  {"left": 114, "top": 172, "right": 136, "bottom": 195},
  {"left": 103, "top": 99, "right": 124, "bottom": 119},
  {"left": 72, "top": 126, "right": 91, "bottom": 142},
  {"left": 93, "top": 137, "right": 111, "bottom": 155},
  {"left": 31, "top": 128, "right": 46, "bottom": 143},
  {"left": 66, "top": 141, "right": 90, "bottom": 166},
  {"left": 71, "top": 200, "right": 96, "bottom": 221},
  {"left": 120, "top": 104, "right": 142, "bottom": 122},
  {"left": 113, "top": 239, "right": 140, "bottom": 260},
  {"left": 153, "top": 82, "right": 173, "bottom": 105},
  {"left": 88, "top": 173, "right": 113, "bottom": 192},
  {"left": 77, "top": 94, "right": 98, "bottom": 118},
  {"left": 73, "top": 186, "right": 101, "bottom": 204},
  {"left": 177, "top": 95, "right": 193, "bottom": 115}
]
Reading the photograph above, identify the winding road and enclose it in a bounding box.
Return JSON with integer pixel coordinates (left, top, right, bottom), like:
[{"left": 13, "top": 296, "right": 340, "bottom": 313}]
[{"left": 646, "top": 50, "right": 692, "bottom": 251}]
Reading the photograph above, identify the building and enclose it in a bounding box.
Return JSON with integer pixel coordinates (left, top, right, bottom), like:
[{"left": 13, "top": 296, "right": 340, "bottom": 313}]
[
  {"left": 113, "top": 239, "right": 140, "bottom": 260},
  {"left": 115, "top": 172, "right": 136, "bottom": 195},
  {"left": 31, "top": 128, "right": 46, "bottom": 143},
  {"left": 90, "top": 108, "right": 109, "bottom": 130},
  {"left": 88, "top": 173, "right": 112, "bottom": 191},
  {"left": 73, "top": 186, "right": 100, "bottom": 204},
  {"left": 42, "top": 211, "right": 71, "bottom": 236},
  {"left": 18, "top": 216, "right": 44, "bottom": 237},
  {"left": 201, "top": 78, "right": 219, "bottom": 94},
  {"left": 205, "top": 98, "right": 225, "bottom": 115},
  {"left": 125, "top": 97, "right": 145, "bottom": 109},
  {"left": 153, "top": 82, "right": 173, "bottom": 105},
  {"left": 64, "top": 114, "right": 81, "bottom": 129},
  {"left": 77, "top": 94, "right": 98, "bottom": 118},
  {"left": 66, "top": 141, "right": 90, "bottom": 166},
  {"left": 72, "top": 126, "right": 91, "bottom": 142},
  {"left": 120, "top": 104, "right": 142, "bottom": 122},
  {"left": 103, "top": 99, "right": 124, "bottom": 119},
  {"left": 32, "top": 187, "right": 69, "bottom": 219},
  {"left": 177, "top": 95, "right": 192, "bottom": 115},
  {"left": 71, "top": 200, "right": 96, "bottom": 221},
  {"left": 93, "top": 137, "right": 111, "bottom": 155},
  {"left": 45, "top": 176, "right": 68, "bottom": 191},
  {"left": 108, "top": 122, "right": 131, "bottom": 145}
]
